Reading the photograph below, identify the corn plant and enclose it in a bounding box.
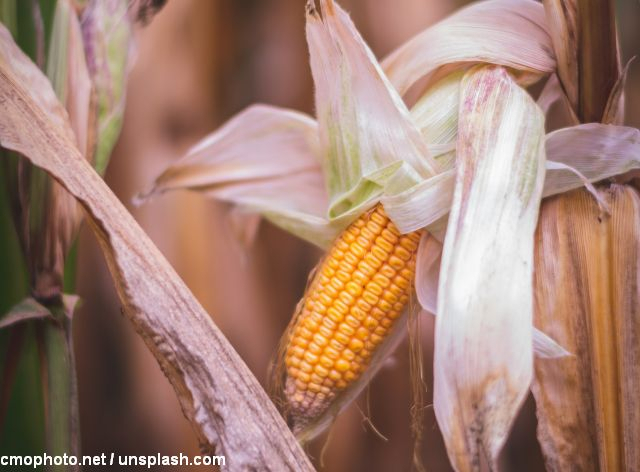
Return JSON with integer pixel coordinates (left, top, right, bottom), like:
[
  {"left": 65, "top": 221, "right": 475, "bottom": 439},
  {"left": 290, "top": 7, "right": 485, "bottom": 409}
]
[
  {"left": 140, "top": 0, "right": 640, "bottom": 470},
  {"left": 1, "top": 0, "right": 639, "bottom": 471}
]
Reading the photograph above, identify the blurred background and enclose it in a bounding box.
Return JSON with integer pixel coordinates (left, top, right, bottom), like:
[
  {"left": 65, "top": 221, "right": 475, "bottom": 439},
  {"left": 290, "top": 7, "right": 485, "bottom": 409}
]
[{"left": 3, "top": 0, "right": 640, "bottom": 470}]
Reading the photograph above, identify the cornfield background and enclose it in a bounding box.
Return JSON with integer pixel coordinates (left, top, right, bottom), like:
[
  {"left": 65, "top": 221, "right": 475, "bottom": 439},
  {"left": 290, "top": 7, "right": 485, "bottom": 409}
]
[{"left": 1, "top": 0, "right": 639, "bottom": 471}]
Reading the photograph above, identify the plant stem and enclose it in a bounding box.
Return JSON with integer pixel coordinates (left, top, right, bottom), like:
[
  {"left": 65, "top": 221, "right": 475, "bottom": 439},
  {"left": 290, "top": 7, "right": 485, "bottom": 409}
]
[
  {"left": 43, "top": 306, "right": 80, "bottom": 472},
  {"left": 577, "top": 0, "right": 620, "bottom": 123}
]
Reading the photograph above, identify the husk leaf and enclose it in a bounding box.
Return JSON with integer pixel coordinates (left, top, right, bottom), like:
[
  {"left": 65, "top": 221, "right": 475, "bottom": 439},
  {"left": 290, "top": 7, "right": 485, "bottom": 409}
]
[{"left": 434, "top": 66, "right": 545, "bottom": 471}]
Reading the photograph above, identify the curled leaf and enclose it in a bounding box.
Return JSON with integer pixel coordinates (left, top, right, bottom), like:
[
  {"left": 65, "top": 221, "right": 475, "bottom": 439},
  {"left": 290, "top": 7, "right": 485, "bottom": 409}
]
[
  {"left": 307, "top": 0, "right": 438, "bottom": 218},
  {"left": 383, "top": 0, "right": 555, "bottom": 97},
  {"left": 0, "top": 298, "right": 51, "bottom": 329},
  {"left": 434, "top": 66, "right": 545, "bottom": 470}
]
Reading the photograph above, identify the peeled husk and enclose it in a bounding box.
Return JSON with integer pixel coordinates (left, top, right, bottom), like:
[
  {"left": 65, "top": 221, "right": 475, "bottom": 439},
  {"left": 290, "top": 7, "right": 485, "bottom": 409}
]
[{"left": 533, "top": 184, "right": 640, "bottom": 471}]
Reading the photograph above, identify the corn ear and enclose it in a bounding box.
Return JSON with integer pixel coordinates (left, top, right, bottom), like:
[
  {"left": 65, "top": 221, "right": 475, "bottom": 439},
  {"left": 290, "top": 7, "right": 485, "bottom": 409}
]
[
  {"left": 533, "top": 185, "right": 640, "bottom": 471},
  {"left": 282, "top": 204, "right": 421, "bottom": 434}
]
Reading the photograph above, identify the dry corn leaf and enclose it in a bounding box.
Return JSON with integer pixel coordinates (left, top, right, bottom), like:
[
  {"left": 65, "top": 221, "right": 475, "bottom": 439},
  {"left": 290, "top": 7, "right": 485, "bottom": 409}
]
[
  {"left": 0, "top": 298, "right": 51, "bottom": 329},
  {"left": 0, "top": 24, "right": 312, "bottom": 471},
  {"left": 542, "top": 0, "right": 578, "bottom": 111},
  {"left": 383, "top": 0, "right": 555, "bottom": 97},
  {"left": 434, "top": 66, "right": 545, "bottom": 471},
  {"left": 533, "top": 185, "right": 640, "bottom": 471}
]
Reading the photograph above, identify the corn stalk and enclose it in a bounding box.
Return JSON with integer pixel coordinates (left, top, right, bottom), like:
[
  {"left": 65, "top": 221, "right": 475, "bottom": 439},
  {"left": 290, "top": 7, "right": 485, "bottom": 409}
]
[{"left": 532, "top": 1, "right": 637, "bottom": 470}]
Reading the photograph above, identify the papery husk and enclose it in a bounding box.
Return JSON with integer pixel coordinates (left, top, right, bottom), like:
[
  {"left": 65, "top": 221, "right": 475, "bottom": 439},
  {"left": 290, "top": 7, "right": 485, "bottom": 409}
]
[
  {"left": 383, "top": 0, "right": 555, "bottom": 97},
  {"left": 532, "top": 185, "right": 640, "bottom": 471},
  {"left": 434, "top": 65, "right": 545, "bottom": 471}
]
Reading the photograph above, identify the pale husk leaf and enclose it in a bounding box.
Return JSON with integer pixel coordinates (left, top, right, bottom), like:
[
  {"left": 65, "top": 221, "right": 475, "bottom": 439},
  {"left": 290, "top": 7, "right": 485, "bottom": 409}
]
[
  {"left": 533, "top": 185, "right": 640, "bottom": 471},
  {"left": 383, "top": 0, "right": 555, "bottom": 97},
  {"left": 0, "top": 23, "right": 312, "bottom": 471},
  {"left": 434, "top": 66, "right": 545, "bottom": 471},
  {"left": 307, "top": 0, "right": 439, "bottom": 219},
  {"left": 137, "top": 104, "right": 345, "bottom": 249},
  {"left": 414, "top": 232, "right": 568, "bottom": 360}
]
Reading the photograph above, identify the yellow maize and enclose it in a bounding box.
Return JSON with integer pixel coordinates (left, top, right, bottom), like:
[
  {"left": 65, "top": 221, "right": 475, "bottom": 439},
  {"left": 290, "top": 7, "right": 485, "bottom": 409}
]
[{"left": 284, "top": 204, "right": 421, "bottom": 422}]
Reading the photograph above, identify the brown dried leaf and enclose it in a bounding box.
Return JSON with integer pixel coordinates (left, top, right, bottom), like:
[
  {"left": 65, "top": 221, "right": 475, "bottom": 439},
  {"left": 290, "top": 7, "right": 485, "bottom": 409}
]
[
  {"left": 0, "top": 24, "right": 312, "bottom": 471},
  {"left": 543, "top": 0, "right": 579, "bottom": 112},
  {"left": 533, "top": 185, "right": 640, "bottom": 471}
]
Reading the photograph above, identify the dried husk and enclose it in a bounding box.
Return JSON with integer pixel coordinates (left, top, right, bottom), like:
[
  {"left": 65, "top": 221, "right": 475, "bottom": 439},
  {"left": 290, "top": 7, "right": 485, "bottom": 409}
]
[
  {"left": 532, "top": 184, "right": 640, "bottom": 471},
  {"left": 434, "top": 65, "right": 545, "bottom": 471}
]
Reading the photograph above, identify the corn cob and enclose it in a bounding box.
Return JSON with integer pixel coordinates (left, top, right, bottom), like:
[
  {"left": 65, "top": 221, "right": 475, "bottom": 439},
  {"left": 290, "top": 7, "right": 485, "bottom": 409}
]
[{"left": 284, "top": 204, "right": 421, "bottom": 423}]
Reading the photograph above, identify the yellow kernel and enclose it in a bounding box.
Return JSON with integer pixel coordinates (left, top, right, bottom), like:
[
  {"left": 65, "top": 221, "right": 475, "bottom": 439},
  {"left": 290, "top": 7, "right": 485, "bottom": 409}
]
[
  {"left": 350, "top": 306, "right": 367, "bottom": 321},
  {"left": 299, "top": 327, "right": 313, "bottom": 339},
  {"left": 371, "top": 245, "right": 389, "bottom": 263},
  {"left": 308, "top": 342, "right": 323, "bottom": 354},
  {"left": 371, "top": 211, "right": 387, "bottom": 226},
  {"left": 335, "top": 359, "right": 350, "bottom": 372},
  {"left": 371, "top": 334, "right": 384, "bottom": 345},
  {"left": 330, "top": 277, "right": 345, "bottom": 291},
  {"left": 370, "top": 307, "right": 386, "bottom": 320},
  {"left": 325, "top": 347, "right": 340, "bottom": 360},
  {"left": 356, "top": 236, "right": 370, "bottom": 248},
  {"left": 349, "top": 338, "right": 364, "bottom": 352},
  {"left": 400, "top": 237, "right": 418, "bottom": 252},
  {"left": 372, "top": 273, "right": 390, "bottom": 288},
  {"left": 329, "top": 369, "right": 342, "bottom": 381},
  {"left": 339, "top": 323, "right": 355, "bottom": 337},
  {"left": 364, "top": 316, "right": 378, "bottom": 329},
  {"left": 327, "top": 307, "right": 344, "bottom": 323},
  {"left": 325, "top": 284, "right": 339, "bottom": 298},
  {"left": 361, "top": 226, "right": 377, "bottom": 240},
  {"left": 383, "top": 291, "right": 399, "bottom": 304},
  {"left": 300, "top": 361, "right": 313, "bottom": 373},
  {"left": 339, "top": 291, "right": 355, "bottom": 306},
  {"left": 364, "top": 253, "right": 383, "bottom": 269},
  {"left": 394, "top": 245, "right": 412, "bottom": 261},
  {"left": 336, "top": 379, "right": 348, "bottom": 389},
  {"left": 291, "top": 346, "right": 305, "bottom": 358},
  {"left": 351, "top": 242, "right": 367, "bottom": 259},
  {"left": 356, "top": 299, "right": 372, "bottom": 312},
  {"left": 381, "top": 228, "right": 399, "bottom": 244},
  {"left": 343, "top": 349, "right": 356, "bottom": 361},
  {"left": 344, "top": 252, "right": 359, "bottom": 266},
  {"left": 334, "top": 299, "right": 349, "bottom": 314},
  {"left": 336, "top": 270, "right": 351, "bottom": 283},
  {"left": 343, "top": 231, "right": 356, "bottom": 243},
  {"left": 319, "top": 293, "right": 333, "bottom": 307},
  {"left": 304, "top": 351, "right": 319, "bottom": 364},
  {"left": 366, "top": 283, "right": 383, "bottom": 297},
  {"left": 298, "top": 372, "right": 311, "bottom": 386},
  {"left": 296, "top": 379, "right": 308, "bottom": 390},
  {"left": 319, "top": 325, "right": 334, "bottom": 338},
  {"left": 344, "top": 371, "right": 356, "bottom": 382},
  {"left": 336, "top": 240, "right": 350, "bottom": 252},
  {"left": 339, "top": 259, "right": 356, "bottom": 273},
  {"left": 303, "top": 317, "right": 320, "bottom": 331},
  {"left": 335, "top": 332, "right": 350, "bottom": 346},
  {"left": 315, "top": 364, "right": 329, "bottom": 376},
  {"left": 308, "top": 383, "right": 321, "bottom": 393},
  {"left": 374, "top": 236, "right": 394, "bottom": 253},
  {"left": 400, "top": 268, "right": 414, "bottom": 280},
  {"left": 329, "top": 339, "right": 345, "bottom": 351},
  {"left": 393, "top": 275, "right": 410, "bottom": 290},
  {"left": 345, "top": 315, "right": 360, "bottom": 328},
  {"left": 320, "top": 356, "right": 334, "bottom": 368},
  {"left": 358, "top": 262, "right": 376, "bottom": 277},
  {"left": 374, "top": 326, "right": 387, "bottom": 337},
  {"left": 293, "top": 337, "right": 308, "bottom": 348},
  {"left": 356, "top": 327, "right": 369, "bottom": 340},
  {"left": 388, "top": 255, "right": 404, "bottom": 270},
  {"left": 346, "top": 281, "right": 363, "bottom": 297},
  {"left": 380, "top": 264, "right": 396, "bottom": 278},
  {"left": 363, "top": 290, "right": 379, "bottom": 306},
  {"left": 388, "top": 283, "right": 404, "bottom": 297},
  {"left": 377, "top": 299, "right": 393, "bottom": 312},
  {"left": 352, "top": 271, "right": 368, "bottom": 286}
]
